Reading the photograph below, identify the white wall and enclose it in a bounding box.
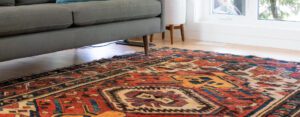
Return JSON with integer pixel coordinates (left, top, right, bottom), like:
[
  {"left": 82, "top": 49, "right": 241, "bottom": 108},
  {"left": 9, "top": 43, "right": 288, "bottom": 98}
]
[{"left": 183, "top": 0, "right": 300, "bottom": 51}]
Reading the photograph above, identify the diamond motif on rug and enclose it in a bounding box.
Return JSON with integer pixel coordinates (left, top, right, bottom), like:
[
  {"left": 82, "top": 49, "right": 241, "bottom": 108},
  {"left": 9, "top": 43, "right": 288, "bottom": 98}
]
[{"left": 102, "top": 86, "right": 221, "bottom": 114}]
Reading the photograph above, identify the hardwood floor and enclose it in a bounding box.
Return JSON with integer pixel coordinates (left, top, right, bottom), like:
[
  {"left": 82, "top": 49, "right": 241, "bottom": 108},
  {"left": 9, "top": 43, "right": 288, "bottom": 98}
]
[{"left": 1, "top": 36, "right": 300, "bottom": 81}]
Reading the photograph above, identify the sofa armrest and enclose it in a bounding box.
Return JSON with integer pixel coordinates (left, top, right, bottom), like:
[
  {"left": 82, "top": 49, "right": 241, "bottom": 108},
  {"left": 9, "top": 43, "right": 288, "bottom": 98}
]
[{"left": 159, "top": 0, "right": 165, "bottom": 32}]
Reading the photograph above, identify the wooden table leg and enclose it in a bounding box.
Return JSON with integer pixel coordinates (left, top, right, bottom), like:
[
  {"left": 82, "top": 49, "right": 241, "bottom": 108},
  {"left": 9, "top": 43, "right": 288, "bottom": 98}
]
[
  {"left": 169, "top": 25, "right": 174, "bottom": 45},
  {"left": 180, "top": 24, "right": 185, "bottom": 42},
  {"left": 150, "top": 34, "right": 154, "bottom": 42},
  {"left": 143, "top": 35, "right": 149, "bottom": 55},
  {"left": 163, "top": 24, "right": 184, "bottom": 44}
]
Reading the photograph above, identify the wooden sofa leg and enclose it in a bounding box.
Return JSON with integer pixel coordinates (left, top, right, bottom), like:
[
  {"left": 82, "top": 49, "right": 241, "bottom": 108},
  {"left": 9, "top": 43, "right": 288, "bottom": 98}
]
[{"left": 143, "top": 35, "right": 149, "bottom": 55}]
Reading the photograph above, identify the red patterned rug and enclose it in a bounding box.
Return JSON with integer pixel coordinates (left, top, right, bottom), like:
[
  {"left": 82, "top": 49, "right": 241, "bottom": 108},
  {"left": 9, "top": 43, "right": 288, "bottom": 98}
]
[{"left": 0, "top": 47, "right": 299, "bottom": 117}]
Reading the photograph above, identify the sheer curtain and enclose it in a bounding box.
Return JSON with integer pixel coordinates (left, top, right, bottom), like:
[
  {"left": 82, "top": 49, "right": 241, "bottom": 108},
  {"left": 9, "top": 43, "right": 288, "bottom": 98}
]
[{"left": 186, "top": 0, "right": 202, "bottom": 24}]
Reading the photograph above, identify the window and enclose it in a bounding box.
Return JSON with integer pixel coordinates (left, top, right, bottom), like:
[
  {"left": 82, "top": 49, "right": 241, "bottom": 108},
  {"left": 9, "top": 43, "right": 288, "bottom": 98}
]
[
  {"left": 259, "top": 0, "right": 300, "bottom": 22},
  {"left": 208, "top": 0, "right": 300, "bottom": 22},
  {"left": 212, "top": 0, "right": 246, "bottom": 16}
]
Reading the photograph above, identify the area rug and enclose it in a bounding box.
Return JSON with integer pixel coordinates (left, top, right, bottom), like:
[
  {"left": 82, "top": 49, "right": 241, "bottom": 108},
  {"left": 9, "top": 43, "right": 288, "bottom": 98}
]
[{"left": 0, "top": 47, "right": 299, "bottom": 117}]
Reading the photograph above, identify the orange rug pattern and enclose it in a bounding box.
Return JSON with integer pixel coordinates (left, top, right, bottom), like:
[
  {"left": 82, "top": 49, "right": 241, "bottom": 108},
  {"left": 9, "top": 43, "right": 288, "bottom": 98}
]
[{"left": 0, "top": 48, "right": 299, "bottom": 117}]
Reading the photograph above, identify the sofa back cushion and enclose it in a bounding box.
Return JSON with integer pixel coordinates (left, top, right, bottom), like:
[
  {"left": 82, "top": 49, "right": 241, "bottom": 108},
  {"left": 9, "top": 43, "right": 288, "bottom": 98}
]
[
  {"left": 0, "top": 0, "right": 15, "bottom": 6},
  {"left": 0, "top": 4, "right": 73, "bottom": 37},
  {"left": 16, "top": 0, "right": 55, "bottom": 5}
]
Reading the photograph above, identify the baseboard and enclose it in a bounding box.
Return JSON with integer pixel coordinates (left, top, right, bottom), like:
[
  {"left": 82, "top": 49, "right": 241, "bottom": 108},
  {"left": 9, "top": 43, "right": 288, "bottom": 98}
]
[{"left": 181, "top": 22, "right": 300, "bottom": 51}]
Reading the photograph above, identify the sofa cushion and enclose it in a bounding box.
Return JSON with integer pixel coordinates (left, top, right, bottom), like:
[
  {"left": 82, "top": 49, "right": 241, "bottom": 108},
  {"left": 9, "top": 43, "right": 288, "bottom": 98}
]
[
  {"left": 0, "top": 0, "right": 14, "bottom": 6},
  {"left": 0, "top": 4, "right": 73, "bottom": 37},
  {"left": 63, "top": 0, "right": 162, "bottom": 26},
  {"left": 56, "top": 0, "right": 106, "bottom": 4},
  {"left": 16, "top": 0, "right": 55, "bottom": 5}
]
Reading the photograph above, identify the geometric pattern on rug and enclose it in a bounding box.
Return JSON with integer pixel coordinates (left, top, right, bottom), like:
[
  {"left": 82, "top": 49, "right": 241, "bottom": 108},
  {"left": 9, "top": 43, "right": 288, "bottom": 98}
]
[
  {"left": 102, "top": 86, "right": 221, "bottom": 114},
  {"left": 0, "top": 47, "right": 299, "bottom": 117},
  {"left": 261, "top": 90, "right": 300, "bottom": 117}
]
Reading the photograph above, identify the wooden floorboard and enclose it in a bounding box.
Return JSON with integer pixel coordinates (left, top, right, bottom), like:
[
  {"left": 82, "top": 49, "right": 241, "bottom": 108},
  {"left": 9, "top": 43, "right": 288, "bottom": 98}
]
[{"left": 0, "top": 36, "right": 300, "bottom": 81}]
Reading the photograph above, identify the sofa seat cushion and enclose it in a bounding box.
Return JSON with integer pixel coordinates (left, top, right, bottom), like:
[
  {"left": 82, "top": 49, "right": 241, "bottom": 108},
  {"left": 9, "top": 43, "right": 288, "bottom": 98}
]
[
  {"left": 0, "top": 0, "right": 15, "bottom": 6},
  {"left": 0, "top": 4, "right": 73, "bottom": 37},
  {"left": 63, "top": 0, "right": 162, "bottom": 26},
  {"left": 56, "top": 0, "right": 106, "bottom": 4},
  {"left": 16, "top": 0, "right": 55, "bottom": 5}
]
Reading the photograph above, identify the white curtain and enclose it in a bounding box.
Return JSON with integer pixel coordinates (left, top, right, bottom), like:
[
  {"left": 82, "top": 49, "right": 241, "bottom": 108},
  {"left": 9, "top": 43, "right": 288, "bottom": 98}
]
[
  {"left": 186, "top": 0, "right": 202, "bottom": 24},
  {"left": 165, "top": 0, "right": 187, "bottom": 25}
]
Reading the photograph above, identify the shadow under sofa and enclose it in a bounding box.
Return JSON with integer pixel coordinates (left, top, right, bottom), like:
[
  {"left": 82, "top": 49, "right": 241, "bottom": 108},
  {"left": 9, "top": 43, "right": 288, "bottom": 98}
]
[{"left": 0, "top": 0, "right": 165, "bottom": 62}]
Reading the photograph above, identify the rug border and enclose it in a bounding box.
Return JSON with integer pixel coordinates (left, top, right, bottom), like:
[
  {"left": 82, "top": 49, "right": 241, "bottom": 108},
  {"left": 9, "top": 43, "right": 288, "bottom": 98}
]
[{"left": 1, "top": 47, "right": 299, "bottom": 87}]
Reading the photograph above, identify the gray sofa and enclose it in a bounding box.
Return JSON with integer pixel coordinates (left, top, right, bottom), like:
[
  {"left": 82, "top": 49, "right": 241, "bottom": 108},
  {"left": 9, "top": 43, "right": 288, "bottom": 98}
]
[{"left": 0, "top": 0, "right": 165, "bottom": 62}]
